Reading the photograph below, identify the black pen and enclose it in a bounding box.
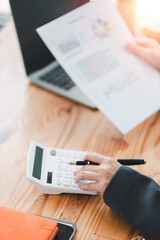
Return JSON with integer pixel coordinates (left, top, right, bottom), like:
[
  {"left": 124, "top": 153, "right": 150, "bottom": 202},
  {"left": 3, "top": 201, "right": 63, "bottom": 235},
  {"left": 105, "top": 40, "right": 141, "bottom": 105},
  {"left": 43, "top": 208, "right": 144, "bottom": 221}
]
[{"left": 68, "top": 159, "right": 146, "bottom": 166}]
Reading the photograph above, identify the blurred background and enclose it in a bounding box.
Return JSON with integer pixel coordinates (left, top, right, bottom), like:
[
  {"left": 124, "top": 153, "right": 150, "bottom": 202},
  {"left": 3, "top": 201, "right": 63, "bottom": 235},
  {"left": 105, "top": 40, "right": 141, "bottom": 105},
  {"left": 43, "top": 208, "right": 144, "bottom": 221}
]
[
  {"left": 0, "top": 0, "right": 11, "bottom": 29},
  {"left": 0, "top": 0, "right": 160, "bottom": 40}
]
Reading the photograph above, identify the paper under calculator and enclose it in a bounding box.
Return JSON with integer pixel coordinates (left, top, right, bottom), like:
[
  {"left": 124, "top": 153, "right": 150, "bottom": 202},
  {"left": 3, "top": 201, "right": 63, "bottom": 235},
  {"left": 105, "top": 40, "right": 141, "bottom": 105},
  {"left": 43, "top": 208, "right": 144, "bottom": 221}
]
[{"left": 27, "top": 142, "right": 97, "bottom": 195}]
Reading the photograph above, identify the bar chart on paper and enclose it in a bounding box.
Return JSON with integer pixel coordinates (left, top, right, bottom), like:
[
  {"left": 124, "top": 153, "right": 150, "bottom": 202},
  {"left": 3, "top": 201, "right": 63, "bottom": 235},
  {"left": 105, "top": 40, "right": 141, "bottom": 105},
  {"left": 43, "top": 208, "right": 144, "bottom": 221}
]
[
  {"left": 57, "top": 33, "right": 81, "bottom": 55},
  {"left": 75, "top": 49, "right": 118, "bottom": 82}
]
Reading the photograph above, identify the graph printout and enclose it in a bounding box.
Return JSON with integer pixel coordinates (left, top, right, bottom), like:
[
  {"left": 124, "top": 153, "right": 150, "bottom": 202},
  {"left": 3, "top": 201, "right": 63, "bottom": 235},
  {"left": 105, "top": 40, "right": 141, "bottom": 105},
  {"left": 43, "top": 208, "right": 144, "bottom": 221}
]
[{"left": 37, "top": 0, "right": 160, "bottom": 134}]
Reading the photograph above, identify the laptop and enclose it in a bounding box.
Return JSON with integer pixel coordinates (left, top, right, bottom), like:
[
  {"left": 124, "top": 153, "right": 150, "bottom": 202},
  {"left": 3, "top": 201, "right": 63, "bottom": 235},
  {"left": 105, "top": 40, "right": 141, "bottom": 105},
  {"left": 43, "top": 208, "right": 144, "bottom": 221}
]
[{"left": 9, "top": 0, "right": 95, "bottom": 108}]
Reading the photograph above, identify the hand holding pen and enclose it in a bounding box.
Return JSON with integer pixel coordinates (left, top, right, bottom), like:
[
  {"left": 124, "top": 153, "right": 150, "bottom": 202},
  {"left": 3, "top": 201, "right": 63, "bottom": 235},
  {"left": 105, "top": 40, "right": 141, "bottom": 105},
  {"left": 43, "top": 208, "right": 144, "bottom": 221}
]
[{"left": 73, "top": 152, "right": 146, "bottom": 194}]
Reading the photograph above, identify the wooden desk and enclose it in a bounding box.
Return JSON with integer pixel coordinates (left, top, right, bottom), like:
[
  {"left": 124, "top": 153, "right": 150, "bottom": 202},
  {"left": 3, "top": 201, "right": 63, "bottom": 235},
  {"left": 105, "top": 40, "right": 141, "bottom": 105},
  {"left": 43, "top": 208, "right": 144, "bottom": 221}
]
[{"left": 0, "top": 22, "right": 159, "bottom": 240}]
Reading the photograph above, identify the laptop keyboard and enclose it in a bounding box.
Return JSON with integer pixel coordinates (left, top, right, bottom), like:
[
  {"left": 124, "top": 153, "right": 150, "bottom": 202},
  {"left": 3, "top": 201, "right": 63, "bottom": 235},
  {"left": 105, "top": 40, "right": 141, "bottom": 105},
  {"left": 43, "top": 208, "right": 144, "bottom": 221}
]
[{"left": 39, "top": 65, "right": 75, "bottom": 91}]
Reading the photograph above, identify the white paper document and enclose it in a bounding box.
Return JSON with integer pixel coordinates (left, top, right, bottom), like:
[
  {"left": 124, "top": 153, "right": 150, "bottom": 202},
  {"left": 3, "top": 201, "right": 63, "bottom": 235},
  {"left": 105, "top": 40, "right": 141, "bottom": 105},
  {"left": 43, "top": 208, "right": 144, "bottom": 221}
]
[{"left": 37, "top": 0, "right": 160, "bottom": 134}]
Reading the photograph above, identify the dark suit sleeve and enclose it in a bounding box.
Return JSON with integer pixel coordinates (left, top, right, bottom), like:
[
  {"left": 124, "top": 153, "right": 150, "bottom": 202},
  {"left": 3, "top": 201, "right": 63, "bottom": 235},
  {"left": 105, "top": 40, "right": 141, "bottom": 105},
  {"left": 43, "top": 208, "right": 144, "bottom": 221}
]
[{"left": 103, "top": 166, "right": 160, "bottom": 240}]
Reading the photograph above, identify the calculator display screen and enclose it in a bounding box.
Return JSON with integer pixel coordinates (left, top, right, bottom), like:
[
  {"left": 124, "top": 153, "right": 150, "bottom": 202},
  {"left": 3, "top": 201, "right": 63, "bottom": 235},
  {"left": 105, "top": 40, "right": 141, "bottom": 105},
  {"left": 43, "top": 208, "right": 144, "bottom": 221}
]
[{"left": 32, "top": 147, "right": 43, "bottom": 180}]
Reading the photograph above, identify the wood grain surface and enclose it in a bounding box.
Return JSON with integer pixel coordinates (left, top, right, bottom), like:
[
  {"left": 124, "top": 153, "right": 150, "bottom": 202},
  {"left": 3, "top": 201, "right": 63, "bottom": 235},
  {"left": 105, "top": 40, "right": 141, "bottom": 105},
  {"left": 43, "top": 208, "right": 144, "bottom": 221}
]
[{"left": 0, "top": 21, "right": 159, "bottom": 240}]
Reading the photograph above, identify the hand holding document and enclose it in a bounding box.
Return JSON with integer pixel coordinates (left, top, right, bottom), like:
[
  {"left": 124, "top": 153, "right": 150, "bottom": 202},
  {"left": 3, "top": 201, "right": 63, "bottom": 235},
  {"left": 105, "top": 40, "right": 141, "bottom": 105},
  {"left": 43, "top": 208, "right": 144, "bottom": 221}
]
[{"left": 37, "top": 0, "right": 160, "bottom": 134}]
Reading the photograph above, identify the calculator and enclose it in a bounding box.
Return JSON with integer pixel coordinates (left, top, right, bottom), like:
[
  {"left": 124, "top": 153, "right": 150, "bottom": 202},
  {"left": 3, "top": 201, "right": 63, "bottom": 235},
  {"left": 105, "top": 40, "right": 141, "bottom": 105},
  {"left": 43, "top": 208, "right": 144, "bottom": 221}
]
[{"left": 27, "top": 142, "right": 98, "bottom": 195}]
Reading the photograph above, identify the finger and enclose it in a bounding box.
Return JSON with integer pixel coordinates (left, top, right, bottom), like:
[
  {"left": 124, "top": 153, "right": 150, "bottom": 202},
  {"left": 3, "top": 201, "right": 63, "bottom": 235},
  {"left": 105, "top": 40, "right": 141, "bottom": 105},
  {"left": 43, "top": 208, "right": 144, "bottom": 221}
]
[
  {"left": 84, "top": 152, "right": 104, "bottom": 164},
  {"left": 127, "top": 43, "right": 150, "bottom": 60},
  {"left": 135, "top": 37, "right": 159, "bottom": 48},
  {"left": 79, "top": 182, "right": 99, "bottom": 192},
  {"left": 73, "top": 170, "right": 77, "bottom": 176},
  {"left": 74, "top": 171, "right": 97, "bottom": 182},
  {"left": 142, "top": 28, "right": 160, "bottom": 44},
  {"left": 76, "top": 165, "right": 98, "bottom": 176}
]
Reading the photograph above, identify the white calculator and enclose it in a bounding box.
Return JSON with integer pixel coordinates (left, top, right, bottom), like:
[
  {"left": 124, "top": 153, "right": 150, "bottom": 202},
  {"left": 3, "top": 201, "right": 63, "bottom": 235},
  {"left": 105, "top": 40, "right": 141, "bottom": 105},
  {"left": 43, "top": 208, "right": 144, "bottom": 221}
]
[{"left": 27, "top": 142, "right": 97, "bottom": 195}]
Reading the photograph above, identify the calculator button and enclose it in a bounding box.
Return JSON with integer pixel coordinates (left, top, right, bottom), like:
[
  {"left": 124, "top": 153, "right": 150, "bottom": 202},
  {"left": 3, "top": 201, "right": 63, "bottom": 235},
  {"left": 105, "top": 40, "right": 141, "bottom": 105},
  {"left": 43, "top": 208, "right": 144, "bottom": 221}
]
[
  {"left": 51, "top": 149, "right": 56, "bottom": 156},
  {"left": 63, "top": 179, "right": 71, "bottom": 186},
  {"left": 58, "top": 152, "right": 63, "bottom": 157},
  {"left": 72, "top": 154, "right": 76, "bottom": 158},
  {"left": 64, "top": 158, "right": 70, "bottom": 163},
  {"left": 57, "top": 164, "right": 63, "bottom": 170},
  {"left": 72, "top": 181, "right": 80, "bottom": 188},
  {"left": 64, "top": 172, "right": 71, "bottom": 178},
  {"left": 74, "top": 166, "right": 81, "bottom": 170},
  {"left": 55, "top": 179, "right": 62, "bottom": 185},
  {"left": 56, "top": 171, "right": 62, "bottom": 177},
  {"left": 57, "top": 158, "right": 63, "bottom": 163},
  {"left": 79, "top": 154, "right": 83, "bottom": 158},
  {"left": 72, "top": 171, "right": 75, "bottom": 177},
  {"left": 64, "top": 165, "right": 72, "bottom": 171}
]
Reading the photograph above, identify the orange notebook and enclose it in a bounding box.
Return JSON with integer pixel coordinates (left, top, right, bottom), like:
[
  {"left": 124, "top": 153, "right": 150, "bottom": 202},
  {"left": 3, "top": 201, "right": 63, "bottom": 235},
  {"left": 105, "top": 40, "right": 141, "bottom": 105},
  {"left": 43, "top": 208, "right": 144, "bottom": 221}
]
[{"left": 0, "top": 207, "right": 58, "bottom": 240}]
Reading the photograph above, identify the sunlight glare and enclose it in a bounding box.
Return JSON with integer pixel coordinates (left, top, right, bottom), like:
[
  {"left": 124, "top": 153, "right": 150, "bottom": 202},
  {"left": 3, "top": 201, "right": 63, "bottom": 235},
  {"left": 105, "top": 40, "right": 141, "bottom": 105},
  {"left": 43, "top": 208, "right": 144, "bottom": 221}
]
[{"left": 136, "top": 0, "right": 160, "bottom": 31}]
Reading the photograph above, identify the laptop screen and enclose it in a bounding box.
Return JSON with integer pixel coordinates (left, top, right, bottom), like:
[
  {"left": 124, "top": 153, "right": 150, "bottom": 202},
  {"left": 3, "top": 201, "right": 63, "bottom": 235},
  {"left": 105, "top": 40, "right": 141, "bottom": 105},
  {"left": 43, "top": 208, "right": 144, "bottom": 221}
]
[{"left": 10, "top": 0, "right": 89, "bottom": 75}]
